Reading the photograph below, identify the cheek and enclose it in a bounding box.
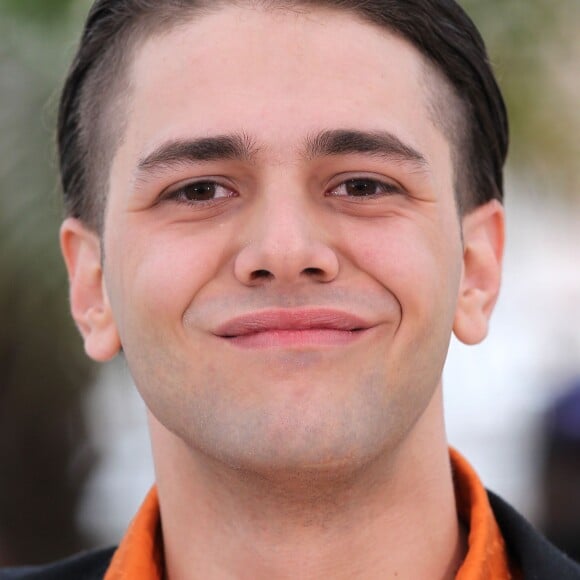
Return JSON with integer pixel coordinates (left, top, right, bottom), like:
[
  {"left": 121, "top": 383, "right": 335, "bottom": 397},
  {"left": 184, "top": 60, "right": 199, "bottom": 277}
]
[
  {"left": 347, "top": 218, "right": 462, "bottom": 324},
  {"left": 106, "top": 226, "right": 230, "bottom": 339},
  {"left": 348, "top": 219, "right": 431, "bottom": 289}
]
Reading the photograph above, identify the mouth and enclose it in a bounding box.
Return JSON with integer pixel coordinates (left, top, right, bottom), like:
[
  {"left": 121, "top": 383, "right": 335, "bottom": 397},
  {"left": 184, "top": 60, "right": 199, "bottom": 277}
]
[{"left": 213, "top": 308, "right": 373, "bottom": 349}]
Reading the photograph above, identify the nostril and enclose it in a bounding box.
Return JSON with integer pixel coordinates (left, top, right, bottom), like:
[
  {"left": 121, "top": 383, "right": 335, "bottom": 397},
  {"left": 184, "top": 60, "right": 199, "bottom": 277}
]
[
  {"left": 303, "top": 267, "right": 324, "bottom": 277},
  {"left": 250, "top": 269, "right": 273, "bottom": 281}
]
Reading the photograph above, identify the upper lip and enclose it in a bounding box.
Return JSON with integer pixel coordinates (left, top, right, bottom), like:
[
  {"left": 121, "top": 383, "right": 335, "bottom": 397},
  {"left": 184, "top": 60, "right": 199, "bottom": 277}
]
[{"left": 214, "top": 308, "right": 372, "bottom": 337}]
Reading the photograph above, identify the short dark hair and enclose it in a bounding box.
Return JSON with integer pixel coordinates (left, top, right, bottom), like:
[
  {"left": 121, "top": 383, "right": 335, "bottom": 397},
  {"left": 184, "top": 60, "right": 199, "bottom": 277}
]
[{"left": 57, "top": 0, "right": 508, "bottom": 232}]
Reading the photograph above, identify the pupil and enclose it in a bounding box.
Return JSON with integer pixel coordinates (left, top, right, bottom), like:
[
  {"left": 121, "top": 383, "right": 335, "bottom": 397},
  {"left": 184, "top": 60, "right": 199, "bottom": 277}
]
[
  {"left": 346, "top": 179, "right": 375, "bottom": 196},
  {"left": 186, "top": 182, "right": 215, "bottom": 200}
]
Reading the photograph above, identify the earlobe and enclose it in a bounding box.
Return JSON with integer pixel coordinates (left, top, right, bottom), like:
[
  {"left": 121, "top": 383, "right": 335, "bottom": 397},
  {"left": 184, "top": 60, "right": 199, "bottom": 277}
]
[
  {"left": 60, "top": 218, "right": 121, "bottom": 362},
  {"left": 453, "top": 200, "right": 505, "bottom": 345}
]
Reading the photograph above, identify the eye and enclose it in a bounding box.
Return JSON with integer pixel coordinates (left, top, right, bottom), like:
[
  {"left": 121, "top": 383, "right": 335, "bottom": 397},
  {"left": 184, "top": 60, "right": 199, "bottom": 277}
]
[
  {"left": 165, "top": 180, "right": 237, "bottom": 204},
  {"left": 328, "top": 178, "right": 400, "bottom": 198}
]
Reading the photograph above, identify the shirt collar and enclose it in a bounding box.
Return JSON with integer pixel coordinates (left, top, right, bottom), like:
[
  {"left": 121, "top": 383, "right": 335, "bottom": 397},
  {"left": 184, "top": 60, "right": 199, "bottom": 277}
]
[
  {"left": 104, "top": 486, "right": 163, "bottom": 580},
  {"left": 451, "top": 447, "right": 517, "bottom": 579}
]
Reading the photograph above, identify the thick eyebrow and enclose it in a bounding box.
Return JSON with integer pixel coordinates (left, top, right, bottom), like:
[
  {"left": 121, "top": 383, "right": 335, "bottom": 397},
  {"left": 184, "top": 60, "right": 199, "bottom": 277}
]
[
  {"left": 134, "top": 129, "right": 429, "bottom": 185},
  {"left": 304, "top": 129, "right": 429, "bottom": 170},
  {"left": 136, "top": 132, "right": 258, "bottom": 178}
]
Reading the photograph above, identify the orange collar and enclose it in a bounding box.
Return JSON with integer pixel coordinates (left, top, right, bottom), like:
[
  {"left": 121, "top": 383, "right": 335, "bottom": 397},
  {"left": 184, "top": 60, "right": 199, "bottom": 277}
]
[
  {"left": 105, "top": 450, "right": 516, "bottom": 579},
  {"left": 104, "top": 487, "right": 163, "bottom": 580},
  {"left": 452, "top": 448, "right": 516, "bottom": 579}
]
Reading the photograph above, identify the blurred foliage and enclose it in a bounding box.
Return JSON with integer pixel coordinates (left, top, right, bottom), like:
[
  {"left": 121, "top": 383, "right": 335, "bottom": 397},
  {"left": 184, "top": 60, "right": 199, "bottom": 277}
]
[
  {"left": 0, "top": 0, "right": 577, "bottom": 566},
  {"left": 461, "top": 0, "right": 580, "bottom": 195},
  {"left": 0, "top": 0, "right": 76, "bottom": 23},
  {"left": 0, "top": 0, "right": 96, "bottom": 566}
]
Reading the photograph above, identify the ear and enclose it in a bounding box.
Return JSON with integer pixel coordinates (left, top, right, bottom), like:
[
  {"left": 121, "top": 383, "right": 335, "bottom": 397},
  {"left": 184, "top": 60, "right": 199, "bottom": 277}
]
[
  {"left": 453, "top": 200, "right": 505, "bottom": 345},
  {"left": 60, "top": 217, "right": 121, "bottom": 361}
]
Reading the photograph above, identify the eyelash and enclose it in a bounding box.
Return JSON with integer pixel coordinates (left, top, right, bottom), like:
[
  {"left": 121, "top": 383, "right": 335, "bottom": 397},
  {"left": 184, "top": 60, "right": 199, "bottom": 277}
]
[
  {"left": 163, "top": 180, "right": 237, "bottom": 206},
  {"left": 326, "top": 177, "right": 401, "bottom": 198},
  {"left": 162, "top": 176, "right": 401, "bottom": 206}
]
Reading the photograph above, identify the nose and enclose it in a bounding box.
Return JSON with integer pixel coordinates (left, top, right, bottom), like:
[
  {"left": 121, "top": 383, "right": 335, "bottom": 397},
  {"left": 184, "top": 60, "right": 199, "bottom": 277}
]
[{"left": 233, "top": 196, "right": 340, "bottom": 286}]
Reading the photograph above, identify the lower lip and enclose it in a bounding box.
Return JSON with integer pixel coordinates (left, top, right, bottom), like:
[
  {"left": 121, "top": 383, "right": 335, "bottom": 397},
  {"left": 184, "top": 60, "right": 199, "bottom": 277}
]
[{"left": 223, "top": 328, "right": 367, "bottom": 349}]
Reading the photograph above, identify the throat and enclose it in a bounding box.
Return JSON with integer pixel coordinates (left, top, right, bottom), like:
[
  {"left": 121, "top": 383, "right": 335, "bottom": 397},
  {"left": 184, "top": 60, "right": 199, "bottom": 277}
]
[{"left": 153, "top": 435, "right": 464, "bottom": 580}]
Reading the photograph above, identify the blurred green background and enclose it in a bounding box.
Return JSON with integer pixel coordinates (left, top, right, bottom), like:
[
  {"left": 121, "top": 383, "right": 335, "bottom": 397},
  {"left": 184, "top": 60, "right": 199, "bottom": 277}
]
[{"left": 0, "top": 0, "right": 578, "bottom": 566}]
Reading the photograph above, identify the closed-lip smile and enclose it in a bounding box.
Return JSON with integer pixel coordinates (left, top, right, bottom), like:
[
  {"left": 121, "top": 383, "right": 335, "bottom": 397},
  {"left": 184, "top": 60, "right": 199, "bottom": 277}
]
[{"left": 213, "top": 308, "right": 374, "bottom": 349}]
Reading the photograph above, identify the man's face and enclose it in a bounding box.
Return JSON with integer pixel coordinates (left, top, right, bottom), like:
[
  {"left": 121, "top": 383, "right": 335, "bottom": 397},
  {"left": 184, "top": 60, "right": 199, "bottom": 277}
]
[{"left": 83, "top": 6, "right": 481, "bottom": 473}]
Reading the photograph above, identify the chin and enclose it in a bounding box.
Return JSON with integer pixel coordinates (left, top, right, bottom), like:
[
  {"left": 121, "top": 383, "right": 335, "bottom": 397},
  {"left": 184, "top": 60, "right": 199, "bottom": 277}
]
[
  {"left": 169, "top": 392, "right": 410, "bottom": 487},
  {"left": 145, "top": 362, "right": 440, "bottom": 486}
]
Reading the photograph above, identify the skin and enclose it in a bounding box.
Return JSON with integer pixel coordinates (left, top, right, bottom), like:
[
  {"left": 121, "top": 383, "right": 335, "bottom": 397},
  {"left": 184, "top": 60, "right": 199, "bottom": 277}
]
[{"left": 61, "top": 5, "right": 504, "bottom": 579}]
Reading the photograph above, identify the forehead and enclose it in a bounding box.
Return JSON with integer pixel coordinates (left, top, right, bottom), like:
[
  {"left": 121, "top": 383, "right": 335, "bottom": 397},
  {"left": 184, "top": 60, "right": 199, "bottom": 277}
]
[{"left": 115, "top": 5, "right": 451, "bottom": 178}]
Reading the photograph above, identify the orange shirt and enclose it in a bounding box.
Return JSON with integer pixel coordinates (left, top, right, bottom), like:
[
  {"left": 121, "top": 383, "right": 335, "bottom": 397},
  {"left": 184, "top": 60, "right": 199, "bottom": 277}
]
[{"left": 105, "top": 450, "right": 517, "bottom": 579}]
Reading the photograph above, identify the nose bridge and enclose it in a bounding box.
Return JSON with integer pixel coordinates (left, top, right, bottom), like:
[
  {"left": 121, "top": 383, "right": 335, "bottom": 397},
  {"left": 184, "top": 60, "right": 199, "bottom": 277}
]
[
  {"left": 234, "top": 181, "right": 339, "bottom": 285},
  {"left": 261, "top": 189, "right": 311, "bottom": 254}
]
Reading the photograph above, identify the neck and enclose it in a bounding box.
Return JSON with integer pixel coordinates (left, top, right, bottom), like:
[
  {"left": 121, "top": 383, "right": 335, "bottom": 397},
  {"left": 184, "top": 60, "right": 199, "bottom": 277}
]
[{"left": 149, "top": 390, "right": 465, "bottom": 579}]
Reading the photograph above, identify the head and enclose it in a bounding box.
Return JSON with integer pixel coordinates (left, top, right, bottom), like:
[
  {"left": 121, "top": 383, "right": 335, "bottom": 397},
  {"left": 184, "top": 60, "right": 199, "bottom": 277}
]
[{"left": 59, "top": 0, "right": 507, "bottom": 477}]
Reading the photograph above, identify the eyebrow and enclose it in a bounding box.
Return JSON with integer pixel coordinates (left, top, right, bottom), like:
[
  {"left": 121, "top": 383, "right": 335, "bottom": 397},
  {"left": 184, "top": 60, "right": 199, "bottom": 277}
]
[
  {"left": 136, "top": 132, "right": 258, "bottom": 176},
  {"left": 304, "top": 129, "right": 429, "bottom": 170},
  {"left": 135, "top": 128, "right": 429, "bottom": 182}
]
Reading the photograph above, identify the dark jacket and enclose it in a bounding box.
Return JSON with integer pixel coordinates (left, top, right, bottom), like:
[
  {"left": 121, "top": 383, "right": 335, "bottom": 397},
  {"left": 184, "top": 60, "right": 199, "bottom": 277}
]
[
  {"left": 0, "top": 547, "right": 115, "bottom": 580},
  {"left": 488, "top": 491, "right": 580, "bottom": 579},
  {"left": 2, "top": 492, "right": 579, "bottom": 579}
]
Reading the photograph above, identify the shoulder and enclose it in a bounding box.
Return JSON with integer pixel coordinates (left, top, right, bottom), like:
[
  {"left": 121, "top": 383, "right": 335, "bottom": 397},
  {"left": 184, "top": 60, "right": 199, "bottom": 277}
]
[
  {"left": 0, "top": 547, "right": 116, "bottom": 580},
  {"left": 488, "top": 491, "right": 580, "bottom": 579}
]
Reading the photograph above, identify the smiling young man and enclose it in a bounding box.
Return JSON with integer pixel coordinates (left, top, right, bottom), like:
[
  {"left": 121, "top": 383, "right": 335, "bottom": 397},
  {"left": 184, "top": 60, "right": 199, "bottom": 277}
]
[{"left": 2, "top": 1, "right": 580, "bottom": 579}]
